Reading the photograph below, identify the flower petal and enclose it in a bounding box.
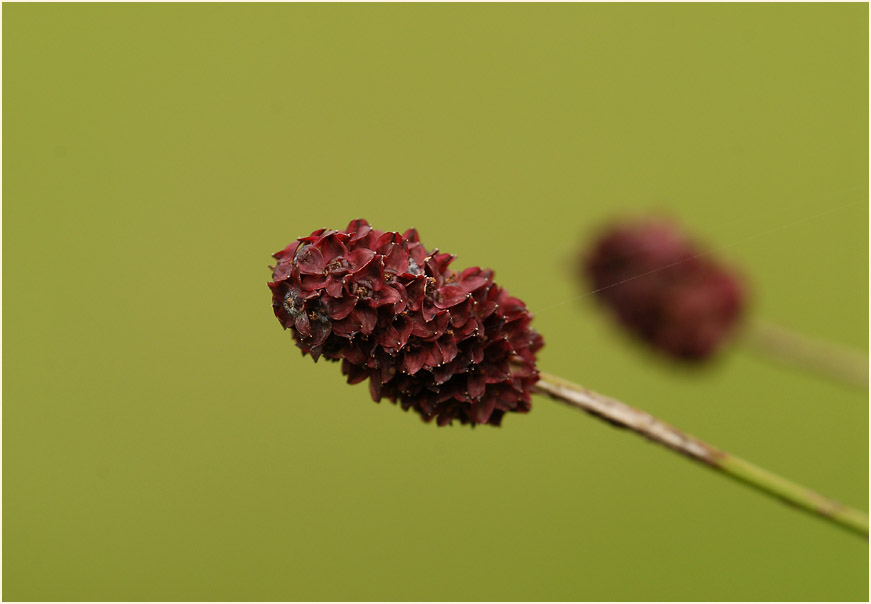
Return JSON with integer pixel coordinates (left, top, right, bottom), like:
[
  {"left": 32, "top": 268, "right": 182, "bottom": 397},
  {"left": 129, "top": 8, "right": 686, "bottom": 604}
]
[
  {"left": 346, "top": 248, "right": 377, "bottom": 272},
  {"left": 383, "top": 244, "right": 410, "bottom": 275},
  {"left": 435, "top": 284, "right": 468, "bottom": 309},
  {"left": 346, "top": 219, "right": 372, "bottom": 242},
  {"left": 324, "top": 276, "right": 344, "bottom": 298},
  {"left": 295, "top": 246, "right": 326, "bottom": 275},
  {"left": 315, "top": 232, "right": 348, "bottom": 261},
  {"left": 467, "top": 373, "right": 487, "bottom": 400},
  {"left": 323, "top": 296, "right": 357, "bottom": 320},
  {"left": 272, "top": 259, "right": 295, "bottom": 282},
  {"left": 352, "top": 305, "right": 377, "bottom": 335},
  {"left": 352, "top": 256, "right": 385, "bottom": 292},
  {"left": 402, "top": 348, "right": 427, "bottom": 375},
  {"left": 294, "top": 312, "right": 312, "bottom": 338},
  {"left": 273, "top": 240, "right": 302, "bottom": 263},
  {"left": 369, "top": 286, "right": 402, "bottom": 308},
  {"left": 473, "top": 395, "right": 498, "bottom": 424}
]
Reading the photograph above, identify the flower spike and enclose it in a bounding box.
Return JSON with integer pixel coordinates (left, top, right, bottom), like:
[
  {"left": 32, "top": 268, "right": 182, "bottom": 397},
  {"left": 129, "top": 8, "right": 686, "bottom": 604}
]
[{"left": 268, "top": 219, "right": 543, "bottom": 426}]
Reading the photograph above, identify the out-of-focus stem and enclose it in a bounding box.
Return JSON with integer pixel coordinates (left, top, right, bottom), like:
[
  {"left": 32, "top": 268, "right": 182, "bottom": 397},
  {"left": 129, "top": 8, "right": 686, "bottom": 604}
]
[
  {"left": 535, "top": 371, "right": 869, "bottom": 538},
  {"left": 742, "top": 319, "right": 868, "bottom": 390}
]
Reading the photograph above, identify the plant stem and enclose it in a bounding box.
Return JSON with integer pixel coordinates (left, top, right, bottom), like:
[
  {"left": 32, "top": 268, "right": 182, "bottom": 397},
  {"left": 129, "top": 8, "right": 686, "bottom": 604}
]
[
  {"left": 534, "top": 371, "right": 869, "bottom": 538},
  {"left": 742, "top": 319, "right": 868, "bottom": 390}
]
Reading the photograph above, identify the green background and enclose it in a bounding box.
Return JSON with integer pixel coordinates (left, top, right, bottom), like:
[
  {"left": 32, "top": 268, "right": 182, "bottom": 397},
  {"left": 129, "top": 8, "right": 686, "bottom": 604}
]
[{"left": 4, "top": 4, "right": 868, "bottom": 601}]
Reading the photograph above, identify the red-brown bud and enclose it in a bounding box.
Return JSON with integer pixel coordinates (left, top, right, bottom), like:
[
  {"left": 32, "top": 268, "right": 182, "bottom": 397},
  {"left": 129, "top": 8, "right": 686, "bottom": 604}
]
[{"left": 582, "top": 219, "right": 746, "bottom": 361}]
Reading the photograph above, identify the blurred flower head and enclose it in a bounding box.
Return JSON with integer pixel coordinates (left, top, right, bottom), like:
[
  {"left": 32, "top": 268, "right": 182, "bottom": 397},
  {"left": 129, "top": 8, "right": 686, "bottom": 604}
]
[
  {"left": 269, "top": 219, "right": 543, "bottom": 426},
  {"left": 582, "top": 218, "right": 746, "bottom": 361}
]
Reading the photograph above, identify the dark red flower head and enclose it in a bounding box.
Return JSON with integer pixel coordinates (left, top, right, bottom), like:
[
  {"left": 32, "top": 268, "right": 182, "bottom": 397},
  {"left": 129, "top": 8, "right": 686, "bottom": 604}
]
[
  {"left": 582, "top": 218, "right": 746, "bottom": 361},
  {"left": 268, "top": 219, "right": 543, "bottom": 426}
]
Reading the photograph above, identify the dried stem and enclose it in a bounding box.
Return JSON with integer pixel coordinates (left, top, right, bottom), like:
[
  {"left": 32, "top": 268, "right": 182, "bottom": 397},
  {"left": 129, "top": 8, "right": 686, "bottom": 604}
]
[
  {"left": 535, "top": 371, "right": 869, "bottom": 538},
  {"left": 742, "top": 319, "right": 868, "bottom": 390}
]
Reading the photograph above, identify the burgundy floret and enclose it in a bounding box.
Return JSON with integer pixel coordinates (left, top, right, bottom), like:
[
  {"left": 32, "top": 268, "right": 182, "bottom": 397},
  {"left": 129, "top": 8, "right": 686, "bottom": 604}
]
[
  {"left": 268, "top": 219, "right": 543, "bottom": 426},
  {"left": 582, "top": 219, "right": 746, "bottom": 361}
]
